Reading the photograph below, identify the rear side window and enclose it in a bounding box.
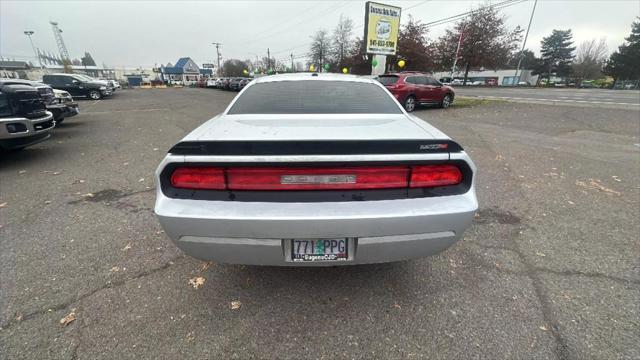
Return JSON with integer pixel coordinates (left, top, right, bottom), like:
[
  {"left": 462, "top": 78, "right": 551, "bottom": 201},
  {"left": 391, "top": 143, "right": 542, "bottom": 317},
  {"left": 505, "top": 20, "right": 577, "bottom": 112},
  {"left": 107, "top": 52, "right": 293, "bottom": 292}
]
[
  {"left": 425, "top": 77, "right": 441, "bottom": 86},
  {"left": 406, "top": 76, "right": 426, "bottom": 85},
  {"left": 227, "top": 80, "right": 402, "bottom": 114},
  {"left": 377, "top": 75, "right": 398, "bottom": 86}
]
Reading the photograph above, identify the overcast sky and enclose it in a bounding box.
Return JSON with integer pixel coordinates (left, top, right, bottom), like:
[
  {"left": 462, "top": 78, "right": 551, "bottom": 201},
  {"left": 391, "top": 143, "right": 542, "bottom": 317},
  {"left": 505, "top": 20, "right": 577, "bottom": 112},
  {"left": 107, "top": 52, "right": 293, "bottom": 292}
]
[{"left": 1, "top": 0, "right": 638, "bottom": 69}]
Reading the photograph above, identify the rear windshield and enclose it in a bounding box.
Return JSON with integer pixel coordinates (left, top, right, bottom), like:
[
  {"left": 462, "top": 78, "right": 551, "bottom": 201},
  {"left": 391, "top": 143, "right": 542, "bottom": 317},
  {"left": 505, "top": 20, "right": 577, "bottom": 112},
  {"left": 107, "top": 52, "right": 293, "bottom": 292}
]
[
  {"left": 377, "top": 75, "right": 399, "bottom": 86},
  {"left": 227, "top": 80, "right": 401, "bottom": 114}
]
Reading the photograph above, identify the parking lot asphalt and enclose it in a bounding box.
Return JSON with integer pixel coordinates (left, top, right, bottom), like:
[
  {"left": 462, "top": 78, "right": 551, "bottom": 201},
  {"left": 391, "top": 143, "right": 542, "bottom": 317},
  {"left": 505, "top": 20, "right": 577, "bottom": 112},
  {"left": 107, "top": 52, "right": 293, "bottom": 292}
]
[
  {"left": 1, "top": 88, "right": 638, "bottom": 359},
  {"left": 456, "top": 86, "right": 640, "bottom": 108}
]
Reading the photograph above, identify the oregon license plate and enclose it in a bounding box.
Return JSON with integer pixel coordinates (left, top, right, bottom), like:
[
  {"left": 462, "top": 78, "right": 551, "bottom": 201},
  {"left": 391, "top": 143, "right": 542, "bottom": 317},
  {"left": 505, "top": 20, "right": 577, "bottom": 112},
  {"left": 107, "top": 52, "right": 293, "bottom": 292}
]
[{"left": 291, "top": 239, "right": 349, "bottom": 262}]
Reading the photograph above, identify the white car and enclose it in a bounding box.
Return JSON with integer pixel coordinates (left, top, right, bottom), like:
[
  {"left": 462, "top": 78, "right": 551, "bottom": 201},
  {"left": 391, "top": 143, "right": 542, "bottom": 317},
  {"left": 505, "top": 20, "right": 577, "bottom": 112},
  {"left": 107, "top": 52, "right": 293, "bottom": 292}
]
[
  {"left": 154, "top": 74, "right": 478, "bottom": 266},
  {"left": 206, "top": 78, "right": 218, "bottom": 88}
]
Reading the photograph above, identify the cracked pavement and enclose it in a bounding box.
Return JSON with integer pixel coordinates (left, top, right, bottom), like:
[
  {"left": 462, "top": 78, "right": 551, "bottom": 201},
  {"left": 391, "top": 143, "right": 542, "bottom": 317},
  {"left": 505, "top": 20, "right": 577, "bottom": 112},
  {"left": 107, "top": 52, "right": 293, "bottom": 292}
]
[{"left": 1, "top": 88, "right": 638, "bottom": 359}]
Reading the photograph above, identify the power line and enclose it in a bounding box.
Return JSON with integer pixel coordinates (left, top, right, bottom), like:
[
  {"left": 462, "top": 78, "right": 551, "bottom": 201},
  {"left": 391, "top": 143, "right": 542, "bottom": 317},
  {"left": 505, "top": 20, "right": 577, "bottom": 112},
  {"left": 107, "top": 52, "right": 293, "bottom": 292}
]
[
  {"left": 423, "top": 0, "right": 526, "bottom": 28},
  {"left": 253, "top": 0, "right": 528, "bottom": 65},
  {"left": 239, "top": 2, "right": 350, "bottom": 47}
]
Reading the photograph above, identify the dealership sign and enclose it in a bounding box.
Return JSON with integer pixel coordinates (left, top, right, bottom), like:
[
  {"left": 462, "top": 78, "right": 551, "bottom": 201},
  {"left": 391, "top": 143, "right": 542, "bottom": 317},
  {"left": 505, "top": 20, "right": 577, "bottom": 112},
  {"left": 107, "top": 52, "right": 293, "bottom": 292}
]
[
  {"left": 364, "top": 1, "right": 401, "bottom": 55},
  {"left": 202, "top": 63, "right": 215, "bottom": 69}
]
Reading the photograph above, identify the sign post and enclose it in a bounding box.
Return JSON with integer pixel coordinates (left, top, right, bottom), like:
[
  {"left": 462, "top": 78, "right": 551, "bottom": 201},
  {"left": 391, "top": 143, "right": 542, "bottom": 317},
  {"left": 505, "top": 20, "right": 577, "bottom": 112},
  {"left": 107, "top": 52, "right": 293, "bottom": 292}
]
[{"left": 364, "top": 1, "right": 401, "bottom": 75}]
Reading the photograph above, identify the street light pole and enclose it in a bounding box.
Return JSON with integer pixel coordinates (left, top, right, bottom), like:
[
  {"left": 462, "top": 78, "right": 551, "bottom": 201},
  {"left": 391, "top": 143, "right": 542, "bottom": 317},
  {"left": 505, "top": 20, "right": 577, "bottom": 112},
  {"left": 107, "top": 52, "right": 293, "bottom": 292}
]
[
  {"left": 267, "top": 48, "right": 271, "bottom": 71},
  {"left": 212, "top": 42, "right": 222, "bottom": 76},
  {"left": 514, "top": 0, "right": 538, "bottom": 86},
  {"left": 291, "top": 53, "right": 295, "bottom": 72},
  {"left": 24, "top": 30, "right": 45, "bottom": 71}
]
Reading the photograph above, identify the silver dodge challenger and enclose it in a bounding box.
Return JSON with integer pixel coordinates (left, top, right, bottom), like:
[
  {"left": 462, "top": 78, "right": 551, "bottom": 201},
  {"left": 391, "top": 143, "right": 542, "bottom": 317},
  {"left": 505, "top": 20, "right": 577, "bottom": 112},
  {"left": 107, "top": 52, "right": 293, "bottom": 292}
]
[{"left": 154, "top": 73, "right": 478, "bottom": 266}]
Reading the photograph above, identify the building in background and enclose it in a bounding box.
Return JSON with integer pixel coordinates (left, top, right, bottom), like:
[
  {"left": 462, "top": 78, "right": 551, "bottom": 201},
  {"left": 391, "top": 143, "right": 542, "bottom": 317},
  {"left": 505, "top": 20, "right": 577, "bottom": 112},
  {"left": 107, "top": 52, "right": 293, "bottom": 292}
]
[
  {"left": 161, "top": 57, "right": 201, "bottom": 85},
  {"left": 433, "top": 69, "right": 539, "bottom": 86}
]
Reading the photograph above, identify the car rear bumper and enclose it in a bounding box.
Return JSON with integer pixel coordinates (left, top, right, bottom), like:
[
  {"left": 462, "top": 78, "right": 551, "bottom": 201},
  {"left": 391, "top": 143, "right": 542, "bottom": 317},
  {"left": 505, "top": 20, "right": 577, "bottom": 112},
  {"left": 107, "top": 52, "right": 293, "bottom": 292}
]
[{"left": 155, "top": 185, "right": 477, "bottom": 266}]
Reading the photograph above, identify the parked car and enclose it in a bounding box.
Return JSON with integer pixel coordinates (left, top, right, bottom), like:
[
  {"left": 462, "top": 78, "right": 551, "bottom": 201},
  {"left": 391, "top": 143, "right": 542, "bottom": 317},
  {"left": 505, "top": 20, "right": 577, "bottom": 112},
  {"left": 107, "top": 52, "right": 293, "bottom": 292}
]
[
  {"left": 42, "top": 73, "right": 113, "bottom": 100},
  {"left": 154, "top": 73, "right": 477, "bottom": 266},
  {"left": 221, "top": 78, "right": 232, "bottom": 90},
  {"left": 238, "top": 78, "right": 251, "bottom": 90},
  {"left": 517, "top": 81, "right": 531, "bottom": 86},
  {"left": 52, "top": 89, "right": 79, "bottom": 122},
  {"left": 579, "top": 81, "right": 595, "bottom": 88},
  {"left": 378, "top": 73, "right": 455, "bottom": 112},
  {"left": 229, "top": 78, "right": 245, "bottom": 91},
  {"left": 73, "top": 74, "right": 115, "bottom": 92},
  {"left": 206, "top": 78, "right": 218, "bottom": 88},
  {"left": 0, "top": 80, "right": 55, "bottom": 151},
  {"left": 0, "top": 78, "right": 73, "bottom": 124},
  {"left": 100, "top": 79, "right": 120, "bottom": 90},
  {"left": 451, "top": 79, "right": 464, "bottom": 86}
]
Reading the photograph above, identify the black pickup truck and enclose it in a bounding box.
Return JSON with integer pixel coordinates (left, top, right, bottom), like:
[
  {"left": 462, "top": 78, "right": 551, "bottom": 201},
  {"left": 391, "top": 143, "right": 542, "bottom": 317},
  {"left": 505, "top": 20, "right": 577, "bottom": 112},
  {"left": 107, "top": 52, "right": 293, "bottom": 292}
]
[
  {"left": 0, "top": 80, "right": 55, "bottom": 151},
  {"left": 0, "top": 79, "right": 78, "bottom": 124}
]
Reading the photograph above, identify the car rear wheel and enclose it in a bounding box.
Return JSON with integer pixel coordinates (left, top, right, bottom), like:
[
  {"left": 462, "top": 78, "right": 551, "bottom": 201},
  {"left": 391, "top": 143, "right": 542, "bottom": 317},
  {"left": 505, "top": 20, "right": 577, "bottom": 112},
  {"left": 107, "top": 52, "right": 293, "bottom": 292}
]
[
  {"left": 88, "top": 90, "right": 102, "bottom": 100},
  {"left": 441, "top": 94, "right": 453, "bottom": 108},
  {"left": 404, "top": 96, "right": 416, "bottom": 112}
]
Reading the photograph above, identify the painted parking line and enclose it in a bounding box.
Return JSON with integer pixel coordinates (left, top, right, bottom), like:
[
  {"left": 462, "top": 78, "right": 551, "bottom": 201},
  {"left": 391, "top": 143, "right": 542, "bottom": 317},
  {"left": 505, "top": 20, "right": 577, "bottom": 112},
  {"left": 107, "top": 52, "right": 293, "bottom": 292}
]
[{"left": 463, "top": 95, "right": 640, "bottom": 106}]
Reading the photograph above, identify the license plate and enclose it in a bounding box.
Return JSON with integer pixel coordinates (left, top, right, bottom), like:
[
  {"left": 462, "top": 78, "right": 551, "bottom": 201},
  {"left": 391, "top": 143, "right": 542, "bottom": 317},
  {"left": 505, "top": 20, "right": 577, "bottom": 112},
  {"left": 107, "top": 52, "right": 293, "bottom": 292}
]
[{"left": 291, "top": 239, "right": 348, "bottom": 262}]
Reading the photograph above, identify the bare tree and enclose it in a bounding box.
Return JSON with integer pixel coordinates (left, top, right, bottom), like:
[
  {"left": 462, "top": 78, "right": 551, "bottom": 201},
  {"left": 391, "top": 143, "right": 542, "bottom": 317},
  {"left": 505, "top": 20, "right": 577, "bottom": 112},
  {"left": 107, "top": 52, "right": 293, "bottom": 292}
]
[
  {"left": 309, "top": 30, "right": 330, "bottom": 71},
  {"left": 331, "top": 14, "right": 354, "bottom": 68},
  {"left": 573, "top": 38, "right": 607, "bottom": 81}
]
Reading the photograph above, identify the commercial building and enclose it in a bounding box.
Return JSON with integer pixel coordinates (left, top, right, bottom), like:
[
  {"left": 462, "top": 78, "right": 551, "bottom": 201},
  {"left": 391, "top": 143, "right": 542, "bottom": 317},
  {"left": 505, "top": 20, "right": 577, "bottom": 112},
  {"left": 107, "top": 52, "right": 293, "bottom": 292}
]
[
  {"left": 161, "top": 57, "right": 201, "bottom": 85},
  {"left": 433, "top": 69, "right": 539, "bottom": 86}
]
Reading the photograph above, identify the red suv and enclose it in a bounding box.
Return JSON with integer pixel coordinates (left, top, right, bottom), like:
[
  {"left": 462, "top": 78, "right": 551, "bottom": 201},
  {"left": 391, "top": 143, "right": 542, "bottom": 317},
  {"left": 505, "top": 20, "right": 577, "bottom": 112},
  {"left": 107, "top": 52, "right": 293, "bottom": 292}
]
[{"left": 378, "top": 73, "right": 455, "bottom": 112}]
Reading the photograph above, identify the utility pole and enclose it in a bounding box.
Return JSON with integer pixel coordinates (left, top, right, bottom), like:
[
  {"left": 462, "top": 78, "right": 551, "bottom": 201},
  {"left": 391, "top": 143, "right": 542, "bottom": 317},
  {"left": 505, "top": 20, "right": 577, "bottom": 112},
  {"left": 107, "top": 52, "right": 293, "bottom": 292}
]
[
  {"left": 23, "top": 30, "right": 44, "bottom": 70},
  {"left": 290, "top": 53, "right": 294, "bottom": 72},
  {"left": 267, "top": 48, "right": 271, "bottom": 71},
  {"left": 514, "top": 0, "right": 538, "bottom": 86},
  {"left": 450, "top": 24, "right": 466, "bottom": 81},
  {"left": 320, "top": 42, "right": 323, "bottom": 73},
  {"left": 212, "top": 42, "right": 222, "bottom": 76}
]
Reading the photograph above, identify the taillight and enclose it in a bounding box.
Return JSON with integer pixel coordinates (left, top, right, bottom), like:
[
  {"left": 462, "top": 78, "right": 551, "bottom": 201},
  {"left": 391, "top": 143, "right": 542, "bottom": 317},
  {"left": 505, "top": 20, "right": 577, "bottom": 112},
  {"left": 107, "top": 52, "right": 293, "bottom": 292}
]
[
  {"left": 170, "top": 167, "right": 225, "bottom": 189},
  {"left": 410, "top": 165, "right": 462, "bottom": 188},
  {"left": 226, "top": 167, "right": 408, "bottom": 190},
  {"left": 170, "top": 165, "right": 462, "bottom": 191}
]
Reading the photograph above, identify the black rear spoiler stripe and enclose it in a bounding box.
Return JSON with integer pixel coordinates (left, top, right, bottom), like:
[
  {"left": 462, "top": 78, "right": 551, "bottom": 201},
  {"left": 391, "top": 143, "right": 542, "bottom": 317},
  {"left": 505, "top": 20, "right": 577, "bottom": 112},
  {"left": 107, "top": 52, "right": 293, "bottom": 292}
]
[{"left": 169, "top": 140, "right": 463, "bottom": 156}]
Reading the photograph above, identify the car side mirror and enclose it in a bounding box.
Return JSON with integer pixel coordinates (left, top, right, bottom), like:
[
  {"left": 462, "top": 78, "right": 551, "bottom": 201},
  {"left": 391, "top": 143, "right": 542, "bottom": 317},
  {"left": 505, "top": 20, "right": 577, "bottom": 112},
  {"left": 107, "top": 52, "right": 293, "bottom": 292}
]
[{"left": 71, "top": 80, "right": 79, "bottom": 84}]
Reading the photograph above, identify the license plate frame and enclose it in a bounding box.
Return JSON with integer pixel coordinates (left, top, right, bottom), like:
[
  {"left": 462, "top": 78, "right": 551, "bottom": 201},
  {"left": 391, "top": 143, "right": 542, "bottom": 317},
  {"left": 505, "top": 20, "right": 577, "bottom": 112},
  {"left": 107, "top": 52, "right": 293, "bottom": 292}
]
[{"left": 285, "top": 238, "right": 354, "bottom": 262}]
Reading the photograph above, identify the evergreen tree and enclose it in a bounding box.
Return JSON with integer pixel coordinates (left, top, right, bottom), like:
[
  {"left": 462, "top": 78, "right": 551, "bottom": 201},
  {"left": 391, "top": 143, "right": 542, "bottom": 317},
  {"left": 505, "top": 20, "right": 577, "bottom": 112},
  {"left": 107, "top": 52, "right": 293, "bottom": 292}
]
[{"left": 540, "top": 29, "right": 575, "bottom": 83}]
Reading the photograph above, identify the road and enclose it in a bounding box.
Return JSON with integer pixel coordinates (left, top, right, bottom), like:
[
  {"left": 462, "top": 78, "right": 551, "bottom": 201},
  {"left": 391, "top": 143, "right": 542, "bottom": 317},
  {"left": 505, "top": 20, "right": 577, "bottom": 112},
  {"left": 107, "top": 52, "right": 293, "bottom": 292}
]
[
  {"left": 1, "top": 89, "right": 638, "bottom": 359},
  {"left": 455, "top": 86, "right": 640, "bottom": 107}
]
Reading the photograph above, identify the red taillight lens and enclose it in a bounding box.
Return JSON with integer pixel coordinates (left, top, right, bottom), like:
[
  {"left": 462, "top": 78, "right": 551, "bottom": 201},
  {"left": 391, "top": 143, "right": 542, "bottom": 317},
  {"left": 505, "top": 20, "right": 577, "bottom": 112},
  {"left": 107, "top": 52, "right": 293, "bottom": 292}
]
[
  {"left": 226, "top": 167, "right": 409, "bottom": 190},
  {"left": 170, "top": 165, "right": 463, "bottom": 191},
  {"left": 170, "top": 167, "right": 226, "bottom": 190},
  {"left": 410, "top": 165, "right": 462, "bottom": 188}
]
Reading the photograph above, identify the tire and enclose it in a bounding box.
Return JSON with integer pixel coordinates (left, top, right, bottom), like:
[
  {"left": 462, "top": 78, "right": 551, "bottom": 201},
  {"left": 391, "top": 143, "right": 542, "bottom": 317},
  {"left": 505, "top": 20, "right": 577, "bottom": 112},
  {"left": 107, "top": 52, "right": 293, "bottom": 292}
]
[
  {"left": 88, "top": 90, "right": 102, "bottom": 100},
  {"left": 441, "top": 94, "right": 453, "bottom": 108},
  {"left": 404, "top": 95, "right": 416, "bottom": 112}
]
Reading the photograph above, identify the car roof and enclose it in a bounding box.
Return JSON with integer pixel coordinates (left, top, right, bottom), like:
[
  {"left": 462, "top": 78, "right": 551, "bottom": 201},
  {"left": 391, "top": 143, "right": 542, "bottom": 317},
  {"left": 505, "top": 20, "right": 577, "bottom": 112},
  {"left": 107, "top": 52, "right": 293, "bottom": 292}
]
[
  {"left": 380, "top": 72, "right": 431, "bottom": 78},
  {"left": 0, "top": 78, "right": 47, "bottom": 87},
  {"left": 252, "top": 73, "right": 378, "bottom": 85}
]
